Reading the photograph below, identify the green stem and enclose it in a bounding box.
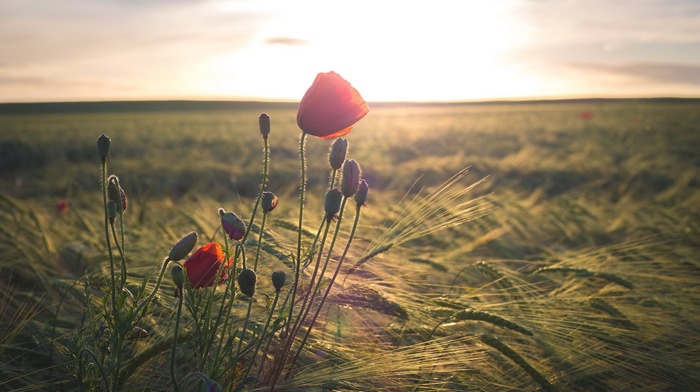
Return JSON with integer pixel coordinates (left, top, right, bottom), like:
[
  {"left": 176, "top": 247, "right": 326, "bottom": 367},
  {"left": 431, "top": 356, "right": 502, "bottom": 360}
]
[
  {"left": 101, "top": 161, "right": 116, "bottom": 315},
  {"left": 110, "top": 221, "right": 127, "bottom": 301},
  {"left": 289, "top": 217, "right": 331, "bottom": 343},
  {"left": 170, "top": 291, "right": 184, "bottom": 392},
  {"left": 287, "top": 132, "right": 307, "bottom": 329},
  {"left": 235, "top": 297, "right": 255, "bottom": 358},
  {"left": 245, "top": 291, "right": 280, "bottom": 379},
  {"left": 253, "top": 213, "right": 267, "bottom": 270},
  {"left": 243, "top": 136, "right": 270, "bottom": 244},
  {"left": 80, "top": 348, "right": 110, "bottom": 391},
  {"left": 119, "top": 213, "right": 126, "bottom": 288},
  {"left": 271, "top": 217, "right": 330, "bottom": 387},
  {"left": 287, "top": 198, "right": 353, "bottom": 372},
  {"left": 211, "top": 242, "right": 240, "bottom": 371},
  {"left": 329, "top": 169, "right": 338, "bottom": 189},
  {"left": 132, "top": 258, "right": 171, "bottom": 321}
]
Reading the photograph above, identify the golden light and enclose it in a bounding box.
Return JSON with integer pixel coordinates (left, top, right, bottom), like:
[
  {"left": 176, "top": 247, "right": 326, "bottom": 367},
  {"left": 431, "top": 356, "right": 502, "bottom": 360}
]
[{"left": 198, "top": 1, "right": 537, "bottom": 102}]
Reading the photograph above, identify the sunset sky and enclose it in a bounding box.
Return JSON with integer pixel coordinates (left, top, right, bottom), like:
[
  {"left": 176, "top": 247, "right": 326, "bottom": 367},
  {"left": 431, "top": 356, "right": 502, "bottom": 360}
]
[{"left": 1, "top": 0, "right": 699, "bottom": 103}]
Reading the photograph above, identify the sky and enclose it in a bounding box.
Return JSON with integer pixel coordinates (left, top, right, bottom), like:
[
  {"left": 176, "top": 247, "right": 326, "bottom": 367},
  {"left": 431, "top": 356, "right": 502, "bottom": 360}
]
[{"left": 1, "top": 0, "right": 699, "bottom": 103}]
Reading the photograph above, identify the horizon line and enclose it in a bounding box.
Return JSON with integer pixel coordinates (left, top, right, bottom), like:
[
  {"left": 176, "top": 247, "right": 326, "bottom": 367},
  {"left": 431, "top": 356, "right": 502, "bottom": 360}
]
[{"left": 1, "top": 96, "right": 699, "bottom": 115}]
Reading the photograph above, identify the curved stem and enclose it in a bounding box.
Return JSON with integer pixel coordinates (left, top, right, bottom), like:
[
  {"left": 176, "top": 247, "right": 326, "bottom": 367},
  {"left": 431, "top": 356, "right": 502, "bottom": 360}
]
[
  {"left": 101, "top": 161, "right": 116, "bottom": 315},
  {"left": 133, "top": 258, "right": 171, "bottom": 320}
]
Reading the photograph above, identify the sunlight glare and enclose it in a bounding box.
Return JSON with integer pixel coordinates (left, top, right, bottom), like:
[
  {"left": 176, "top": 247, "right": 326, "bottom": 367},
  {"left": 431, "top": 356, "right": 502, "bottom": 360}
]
[{"left": 200, "top": 0, "right": 530, "bottom": 101}]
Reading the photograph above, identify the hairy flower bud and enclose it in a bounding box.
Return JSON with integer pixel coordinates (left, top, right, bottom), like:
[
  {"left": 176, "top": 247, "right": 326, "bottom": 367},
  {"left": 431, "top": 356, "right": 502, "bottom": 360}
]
[
  {"left": 169, "top": 231, "right": 198, "bottom": 262},
  {"left": 238, "top": 269, "right": 257, "bottom": 297},
  {"left": 107, "top": 177, "right": 127, "bottom": 214},
  {"left": 171, "top": 264, "right": 186, "bottom": 287},
  {"left": 354, "top": 179, "right": 369, "bottom": 207},
  {"left": 220, "top": 209, "right": 246, "bottom": 241},
  {"left": 97, "top": 134, "right": 111, "bottom": 162},
  {"left": 271, "top": 271, "right": 286, "bottom": 293},
  {"left": 341, "top": 159, "right": 361, "bottom": 197},
  {"left": 324, "top": 188, "right": 343, "bottom": 220},
  {"left": 107, "top": 200, "right": 118, "bottom": 223},
  {"left": 261, "top": 191, "right": 278, "bottom": 213},
  {"left": 328, "top": 137, "right": 348, "bottom": 170},
  {"left": 259, "top": 113, "right": 270, "bottom": 139}
]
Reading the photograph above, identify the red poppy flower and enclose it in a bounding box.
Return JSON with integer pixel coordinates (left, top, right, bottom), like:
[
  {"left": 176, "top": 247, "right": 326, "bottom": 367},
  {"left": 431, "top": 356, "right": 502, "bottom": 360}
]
[
  {"left": 55, "top": 200, "right": 69, "bottom": 213},
  {"left": 183, "top": 242, "right": 231, "bottom": 289},
  {"left": 297, "top": 71, "right": 369, "bottom": 139},
  {"left": 580, "top": 111, "right": 593, "bottom": 120}
]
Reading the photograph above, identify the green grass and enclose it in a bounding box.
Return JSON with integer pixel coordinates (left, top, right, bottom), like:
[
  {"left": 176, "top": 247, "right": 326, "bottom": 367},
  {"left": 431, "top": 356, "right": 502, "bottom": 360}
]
[{"left": 1, "top": 99, "right": 699, "bottom": 391}]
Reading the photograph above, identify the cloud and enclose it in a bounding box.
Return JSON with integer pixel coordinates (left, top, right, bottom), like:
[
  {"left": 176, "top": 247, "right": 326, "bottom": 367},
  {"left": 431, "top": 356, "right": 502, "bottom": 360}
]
[
  {"left": 264, "top": 37, "right": 307, "bottom": 46},
  {"left": 518, "top": 0, "right": 700, "bottom": 44},
  {"left": 568, "top": 62, "right": 700, "bottom": 86}
]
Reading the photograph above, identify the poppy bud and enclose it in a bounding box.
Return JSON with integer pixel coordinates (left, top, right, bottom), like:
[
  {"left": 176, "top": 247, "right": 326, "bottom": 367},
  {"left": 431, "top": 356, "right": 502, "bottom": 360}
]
[
  {"left": 341, "top": 159, "right": 361, "bottom": 197},
  {"left": 271, "top": 271, "right": 286, "bottom": 293},
  {"left": 171, "top": 264, "right": 186, "bottom": 288},
  {"left": 328, "top": 137, "right": 348, "bottom": 170},
  {"left": 107, "top": 200, "right": 118, "bottom": 223},
  {"left": 354, "top": 179, "right": 369, "bottom": 207},
  {"left": 261, "top": 191, "right": 278, "bottom": 213},
  {"left": 220, "top": 210, "right": 246, "bottom": 241},
  {"left": 55, "top": 200, "right": 69, "bottom": 213},
  {"left": 128, "top": 326, "right": 149, "bottom": 340},
  {"left": 207, "top": 381, "right": 224, "bottom": 392},
  {"left": 107, "top": 177, "right": 127, "bottom": 214},
  {"left": 238, "top": 269, "right": 257, "bottom": 297},
  {"left": 324, "top": 189, "right": 343, "bottom": 220},
  {"left": 259, "top": 113, "right": 270, "bottom": 139},
  {"left": 97, "top": 134, "right": 111, "bottom": 162},
  {"left": 169, "top": 232, "right": 198, "bottom": 262}
]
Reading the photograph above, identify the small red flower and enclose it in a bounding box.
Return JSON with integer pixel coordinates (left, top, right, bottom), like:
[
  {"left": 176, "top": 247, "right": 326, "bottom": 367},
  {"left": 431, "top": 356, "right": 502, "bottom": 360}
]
[
  {"left": 55, "top": 200, "right": 69, "bottom": 213},
  {"left": 580, "top": 111, "right": 594, "bottom": 120},
  {"left": 297, "top": 71, "right": 369, "bottom": 139},
  {"left": 183, "top": 242, "right": 231, "bottom": 289}
]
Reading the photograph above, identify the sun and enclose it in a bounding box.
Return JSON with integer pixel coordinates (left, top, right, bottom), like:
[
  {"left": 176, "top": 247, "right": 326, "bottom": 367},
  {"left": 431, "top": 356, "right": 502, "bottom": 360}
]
[{"left": 198, "top": 1, "right": 533, "bottom": 102}]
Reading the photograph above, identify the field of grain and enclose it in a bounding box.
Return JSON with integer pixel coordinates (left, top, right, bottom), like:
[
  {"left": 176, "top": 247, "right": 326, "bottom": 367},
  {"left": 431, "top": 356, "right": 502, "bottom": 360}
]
[{"left": 1, "top": 99, "right": 699, "bottom": 391}]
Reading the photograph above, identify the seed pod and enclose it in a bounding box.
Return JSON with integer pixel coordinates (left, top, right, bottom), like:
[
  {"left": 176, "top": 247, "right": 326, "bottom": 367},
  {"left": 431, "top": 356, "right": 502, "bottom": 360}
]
[
  {"left": 271, "top": 270, "right": 286, "bottom": 293},
  {"left": 261, "top": 191, "right": 278, "bottom": 213},
  {"left": 96, "top": 134, "right": 111, "bottom": 162},
  {"left": 238, "top": 269, "right": 257, "bottom": 297},
  {"left": 328, "top": 137, "right": 348, "bottom": 170},
  {"left": 259, "top": 113, "right": 271, "bottom": 139},
  {"left": 341, "top": 159, "right": 361, "bottom": 197},
  {"left": 169, "top": 232, "right": 198, "bottom": 262}
]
